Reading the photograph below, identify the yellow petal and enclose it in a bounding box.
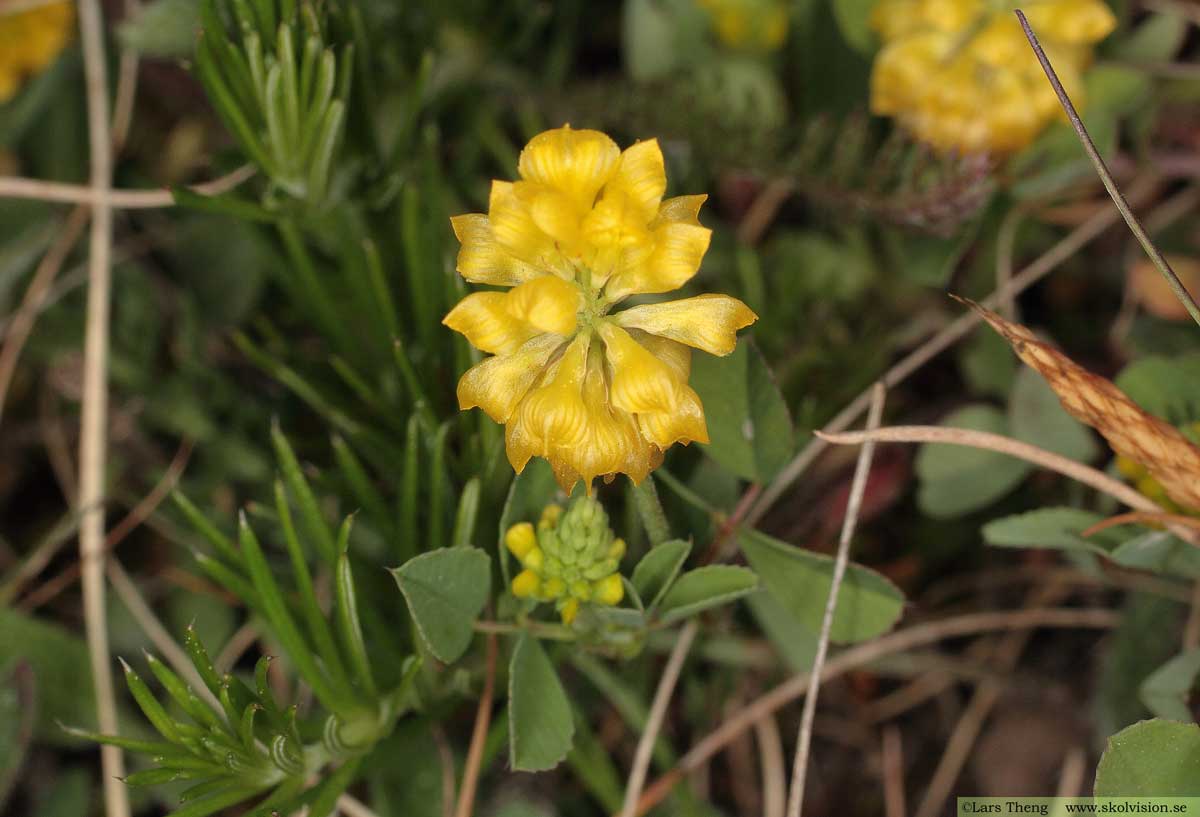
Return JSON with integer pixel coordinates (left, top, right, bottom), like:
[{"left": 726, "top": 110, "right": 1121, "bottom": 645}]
[
  {"left": 456, "top": 333, "right": 566, "bottom": 423},
  {"left": 637, "top": 385, "right": 709, "bottom": 449},
  {"left": 528, "top": 185, "right": 584, "bottom": 248},
  {"left": 631, "top": 332, "right": 692, "bottom": 383},
  {"left": 449, "top": 214, "right": 543, "bottom": 287},
  {"left": 605, "top": 139, "right": 667, "bottom": 224},
  {"left": 443, "top": 292, "right": 537, "bottom": 355},
  {"left": 598, "top": 323, "right": 681, "bottom": 415},
  {"left": 505, "top": 275, "right": 581, "bottom": 336},
  {"left": 614, "top": 294, "right": 757, "bottom": 356},
  {"left": 505, "top": 334, "right": 592, "bottom": 475},
  {"left": 517, "top": 125, "right": 621, "bottom": 214},
  {"left": 652, "top": 195, "right": 708, "bottom": 228},
  {"left": 563, "top": 355, "right": 659, "bottom": 491},
  {"left": 605, "top": 221, "right": 712, "bottom": 299},
  {"left": 580, "top": 194, "right": 655, "bottom": 287},
  {"left": 488, "top": 180, "right": 570, "bottom": 275},
  {"left": 598, "top": 323, "right": 709, "bottom": 450}
]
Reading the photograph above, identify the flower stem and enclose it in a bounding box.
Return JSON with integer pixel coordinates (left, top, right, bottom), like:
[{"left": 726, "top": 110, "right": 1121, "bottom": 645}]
[{"left": 632, "top": 476, "right": 671, "bottom": 547}]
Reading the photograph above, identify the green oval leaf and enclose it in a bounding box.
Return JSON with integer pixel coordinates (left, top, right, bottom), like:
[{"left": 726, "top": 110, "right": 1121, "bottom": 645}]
[
  {"left": 391, "top": 547, "right": 491, "bottom": 664},
  {"left": 738, "top": 528, "right": 903, "bottom": 644},
  {"left": 691, "top": 339, "right": 793, "bottom": 483},
  {"left": 982, "top": 507, "right": 1112, "bottom": 555},
  {"left": 1095, "top": 720, "right": 1200, "bottom": 796},
  {"left": 509, "top": 634, "right": 575, "bottom": 772},
  {"left": 657, "top": 565, "right": 758, "bottom": 623},
  {"left": 631, "top": 539, "right": 692, "bottom": 611},
  {"left": 1140, "top": 650, "right": 1200, "bottom": 723}
]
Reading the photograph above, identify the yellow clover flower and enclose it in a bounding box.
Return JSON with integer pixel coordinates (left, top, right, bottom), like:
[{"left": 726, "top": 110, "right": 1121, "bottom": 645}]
[
  {"left": 0, "top": 2, "right": 74, "bottom": 103},
  {"left": 445, "top": 125, "right": 757, "bottom": 493},
  {"left": 869, "top": 0, "right": 1115, "bottom": 155},
  {"left": 506, "top": 498, "right": 626, "bottom": 625}
]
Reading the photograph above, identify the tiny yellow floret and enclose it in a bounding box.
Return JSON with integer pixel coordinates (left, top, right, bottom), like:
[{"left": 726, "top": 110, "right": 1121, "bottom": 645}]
[
  {"left": 446, "top": 125, "right": 757, "bottom": 494},
  {"left": 0, "top": 2, "right": 74, "bottom": 103},
  {"left": 593, "top": 574, "right": 625, "bottom": 606},
  {"left": 512, "top": 569, "right": 541, "bottom": 599},
  {"left": 868, "top": 0, "right": 1115, "bottom": 154},
  {"left": 504, "top": 521, "right": 537, "bottom": 559}
]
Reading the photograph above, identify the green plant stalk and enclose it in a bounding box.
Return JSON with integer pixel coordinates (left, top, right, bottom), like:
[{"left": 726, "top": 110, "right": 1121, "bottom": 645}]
[
  {"left": 273, "top": 479, "right": 355, "bottom": 697},
  {"left": 632, "top": 476, "right": 672, "bottom": 548},
  {"left": 1015, "top": 9, "right": 1200, "bottom": 329},
  {"left": 398, "top": 415, "right": 421, "bottom": 562}
]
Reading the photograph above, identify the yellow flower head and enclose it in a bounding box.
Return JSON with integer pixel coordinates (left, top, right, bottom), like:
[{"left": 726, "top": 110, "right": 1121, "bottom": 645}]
[
  {"left": 698, "top": 0, "right": 790, "bottom": 52},
  {"left": 445, "top": 125, "right": 757, "bottom": 493},
  {"left": 506, "top": 498, "right": 627, "bottom": 625},
  {"left": 0, "top": 2, "right": 74, "bottom": 103},
  {"left": 868, "top": 0, "right": 1115, "bottom": 154}
]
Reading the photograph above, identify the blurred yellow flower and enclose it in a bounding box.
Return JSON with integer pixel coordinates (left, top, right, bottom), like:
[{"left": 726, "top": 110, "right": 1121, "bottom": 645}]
[
  {"left": 446, "top": 125, "right": 756, "bottom": 493},
  {"left": 0, "top": 2, "right": 74, "bottom": 103},
  {"left": 698, "top": 0, "right": 789, "bottom": 52},
  {"left": 869, "top": 0, "right": 1115, "bottom": 154}
]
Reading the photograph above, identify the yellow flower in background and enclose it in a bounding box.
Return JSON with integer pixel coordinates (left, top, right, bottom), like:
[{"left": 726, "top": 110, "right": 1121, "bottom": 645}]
[
  {"left": 698, "top": 0, "right": 789, "bottom": 52},
  {"left": 0, "top": 2, "right": 73, "bottom": 103},
  {"left": 445, "top": 125, "right": 756, "bottom": 493},
  {"left": 869, "top": 0, "right": 1115, "bottom": 155},
  {"left": 1115, "top": 422, "right": 1200, "bottom": 515},
  {"left": 506, "top": 498, "right": 626, "bottom": 625}
]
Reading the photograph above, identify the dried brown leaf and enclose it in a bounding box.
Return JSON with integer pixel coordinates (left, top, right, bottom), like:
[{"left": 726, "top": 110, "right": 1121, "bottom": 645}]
[{"left": 956, "top": 296, "right": 1200, "bottom": 511}]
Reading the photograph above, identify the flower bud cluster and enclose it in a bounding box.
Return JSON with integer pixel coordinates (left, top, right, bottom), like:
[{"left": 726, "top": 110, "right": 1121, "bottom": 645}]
[{"left": 505, "top": 497, "right": 626, "bottom": 625}]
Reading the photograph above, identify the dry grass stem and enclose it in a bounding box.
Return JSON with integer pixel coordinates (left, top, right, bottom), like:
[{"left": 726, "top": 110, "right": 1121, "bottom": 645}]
[
  {"left": 619, "top": 620, "right": 698, "bottom": 817},
  {"left": 882, "top": 726, "right": 906, "bottom": 817},
  {"left": 0, "top": 164, "right": 256, "bottom": 208},
  {"left": 0, "top": 207, "right": 89, "bottom": 426},
  {"left": 431, "top": 724, "right": 457, "bottom": 817},
  {"left": 755, "top": 712, "right": 786, "bottom": 817},
  {"left": 1184, "top": 582, "right": 1200, "bottom": 652},
  {"left": 337, "top": 794, "right": 382, "bottom": 817},
  {"left": 815, "top": 426, "right": 1200, "bottom": 544},
  {"left": 787, "top": 383, "right": 886, "bottom": 817},
  {"left": 454, "top": 633, "right": 498, "bottom": 817},
  {"left": 16, "top": 439, "right": 192, "bottom": 611},
  {"left": 76, "top": 0, "right": 127, "bottom": 813},
  {"left": 1056, "top": 746, "right": 1088, "bottom": 797}
]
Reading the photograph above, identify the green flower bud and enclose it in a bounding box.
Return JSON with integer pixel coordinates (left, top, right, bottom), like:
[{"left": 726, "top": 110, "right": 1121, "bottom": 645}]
[{"left": 502, "top": 495, "right": 629, "bottom": 625}]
